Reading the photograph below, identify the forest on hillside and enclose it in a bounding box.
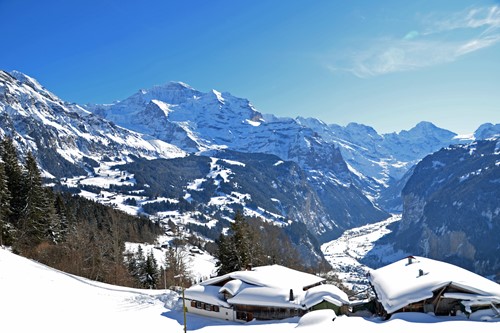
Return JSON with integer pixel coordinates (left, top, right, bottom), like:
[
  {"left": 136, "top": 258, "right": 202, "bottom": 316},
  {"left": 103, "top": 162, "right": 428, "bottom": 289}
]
[
  {"left": 0, "top": 137, "right": 164, "bottom": 287},
  {"left": 0, "top": 136, "right": 344, "bottom": 293}
]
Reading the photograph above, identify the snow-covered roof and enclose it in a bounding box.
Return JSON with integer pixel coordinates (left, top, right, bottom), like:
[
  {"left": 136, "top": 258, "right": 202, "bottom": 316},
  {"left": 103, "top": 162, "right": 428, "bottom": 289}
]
[
  {"left": 303, "top": 284, "right": 349, "bottom": 308},
  {"left": 219, "top": 279, "right": 246, "bottom": 296},
  {"left": 228, "top": 285, "right": 301, "bottom": 308},
  {"left": 186, "top": 264, "right": 348, "bottom": 310},
  {"left": 183, "top": 284, "right": 230, "bottom": 308},
  {"left": 368, "top": 256, "right": 500, "bottom": 314},
  {"left": 200, "top": 264, "right": 325, "bottom": 290}
]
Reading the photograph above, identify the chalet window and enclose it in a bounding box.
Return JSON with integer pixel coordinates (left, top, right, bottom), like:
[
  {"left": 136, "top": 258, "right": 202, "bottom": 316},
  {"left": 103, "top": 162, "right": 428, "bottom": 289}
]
[
  {"left": 213, "top": 305, "right": 220, "bottom": 312},
  {"left": 196, "top": 301, "right": 202, "bottom": 309},
  {"left": 236, "top": 311, "right": 248, "bottom": 321},
  {"left": 191, "top": 300, "right": 196, "bottom": 308},
  {"left": 205, "top": 303, "right": 212, "bottom": 311}
]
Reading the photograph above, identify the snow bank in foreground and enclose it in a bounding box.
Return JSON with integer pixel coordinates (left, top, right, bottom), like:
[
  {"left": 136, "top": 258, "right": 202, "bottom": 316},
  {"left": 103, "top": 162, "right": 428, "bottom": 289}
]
[
  {"left": 296, "top": 309, "right": 337, "bottom": 328},
  {"left": 0, "top": 248, "right": 498, "bottom": 333}
]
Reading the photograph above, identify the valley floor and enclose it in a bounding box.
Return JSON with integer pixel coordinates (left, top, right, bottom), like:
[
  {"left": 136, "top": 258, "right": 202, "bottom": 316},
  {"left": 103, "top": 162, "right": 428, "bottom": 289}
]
[{"left": 321, "top": 214, "right": 406, "bottom": 292}]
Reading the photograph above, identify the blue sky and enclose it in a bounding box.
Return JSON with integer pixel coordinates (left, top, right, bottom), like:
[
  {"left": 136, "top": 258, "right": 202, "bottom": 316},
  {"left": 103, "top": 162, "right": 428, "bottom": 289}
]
[{"left": 1, "top": 0, "right": 499, "bottom": 134}]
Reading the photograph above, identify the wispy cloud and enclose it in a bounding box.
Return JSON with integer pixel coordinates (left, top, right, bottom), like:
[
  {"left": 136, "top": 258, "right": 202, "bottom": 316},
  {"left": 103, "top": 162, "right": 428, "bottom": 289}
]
[
  {"left": 428, "top": 5, "right": 500, "bottom": 34},
  {"left": 331, "top": 5, "right": 500, "bottom": 78}
]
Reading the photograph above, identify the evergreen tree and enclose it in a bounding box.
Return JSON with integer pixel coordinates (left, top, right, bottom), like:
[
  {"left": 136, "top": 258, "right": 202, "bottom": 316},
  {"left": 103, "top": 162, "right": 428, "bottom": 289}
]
[
  {"left": 53, "top": 193, "right": 69, "bottom": 242},
  {"left": 124, "top": 249, "right": 138, "bottom": 285},
  {"left": 216, "top": 211, "right": 264, "bottom": 275},
  {"left": 216, "top": 233, "right": 238, "bottom": 275},
  {"left": 143, "top": 250, "right": 159, "bottom": 289},
  {"left": 214, "top": 212, "right": 306, "bottom": 275},
  {"left": 42, "top": 188, "right": 63, "bottom": 243},
  {"left": 0, "top": 162, "right": 12, "bottom": 246},
  {"left": 0, "top": 137, "right": 25, "bottom": 232},
  {"left": 20, "top": 151, "right": 47, "bottom": 247},
  {"left": 128, "top": 246, "right": 160, "bottom": 289},
  {"left": 127, "top": 245, "right": 146, "bottom": 286}
]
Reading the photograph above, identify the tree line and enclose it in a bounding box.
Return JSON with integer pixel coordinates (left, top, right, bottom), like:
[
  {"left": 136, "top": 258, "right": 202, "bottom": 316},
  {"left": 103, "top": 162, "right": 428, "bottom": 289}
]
[
  {"left": 124, "top": 236, "right": 192, "bottom": 290},
  {"left": 216, "top": 211, "right": 310, "bottom": 274},
  {"left": 0, "top": 136, "right": 164, "bottom": 287},
  {"left": 0, "top": 136, "right": 344, "bottom": 292}
]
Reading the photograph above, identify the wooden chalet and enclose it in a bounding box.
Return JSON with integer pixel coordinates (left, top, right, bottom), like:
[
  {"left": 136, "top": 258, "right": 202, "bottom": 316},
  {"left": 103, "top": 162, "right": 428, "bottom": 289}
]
[
  {"left": 183, "top": 264, "right": 350, "bottom": 322},
  {"left": 368, "top": 256, "right": 500, "bottom": 319}
]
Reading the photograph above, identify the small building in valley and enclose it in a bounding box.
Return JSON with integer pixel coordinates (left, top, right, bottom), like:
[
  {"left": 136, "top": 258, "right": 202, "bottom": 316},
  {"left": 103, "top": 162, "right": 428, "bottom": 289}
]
[
  {"left": 183, "top": 264, "right": 350, "bottom": 322},
  {"left": 368, "top": 256, "right": 500, "bottom": 319}
]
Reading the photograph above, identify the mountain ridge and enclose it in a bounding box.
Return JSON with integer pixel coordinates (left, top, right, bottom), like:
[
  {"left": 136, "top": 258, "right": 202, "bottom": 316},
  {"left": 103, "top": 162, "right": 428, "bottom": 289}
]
[{"left": 1, "top": 69, "right": 499, "bottom": 275}]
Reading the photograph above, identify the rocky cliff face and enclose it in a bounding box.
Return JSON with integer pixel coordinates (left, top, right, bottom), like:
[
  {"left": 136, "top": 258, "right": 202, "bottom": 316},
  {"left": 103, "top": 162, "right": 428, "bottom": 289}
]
[
  {"left": 384, "top": 138, "right": 500, "bottom": 277},
  {"left": 296, "top": 118, "right": 473, "bottom": 211}
]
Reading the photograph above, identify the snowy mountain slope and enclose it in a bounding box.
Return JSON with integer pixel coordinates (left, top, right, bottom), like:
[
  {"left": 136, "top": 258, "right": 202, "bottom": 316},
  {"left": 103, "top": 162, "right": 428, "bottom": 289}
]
[
  {"left": 366, "top": 137, "right": 500, "bottom": 280},
  {"left": 475, "top": 123, "right": 500, "bottom": 140},
  {"left": 65, "top": 150, "right": 341, "bottom": 263},
  {"left": 0, "top": 247, "right": 175, "bottom": 332},
  {"left": 87, "top": 81, "right": 390, "bottom": 239},
  {"left": 2, "top": 69, "right": 499, "bottom": 279},
  {"left": 208, "top": 150, "right": 387, "bottom": 241},
  {"left": 2, "top": 247, "right": 499, "bottom": 333},
  {"left": 295, "top": 119, "right": 474, "bottom": 206},
  {"left": 0, "top": 70, "right": 185, "bottom": 178},
  {"left": 88, "top": 83, "right": 263, "bottom": 152},
  {"left": 0, "top": 70, "right": 386, "bottom": 263},
  {"left": 105, "top": 82, "right": 495, "bottom": 218},
  {"left": 88, "top": 82, "right": 352, "bottom": 180}
]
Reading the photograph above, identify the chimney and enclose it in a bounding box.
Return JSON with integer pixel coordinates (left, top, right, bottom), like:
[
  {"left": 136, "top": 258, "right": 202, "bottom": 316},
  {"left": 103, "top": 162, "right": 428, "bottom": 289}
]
[
  {"left": 289, "top": 289, "right": 294, "bottom": 301},
  {"left": 245, "top": 263, "right": 253, "bottom": 271},
  {"left": 407, "top": 256, "right": 415, "bottom": 265},
  {"left": 419, "top": 269, "right": 424, "bottom": 277}
]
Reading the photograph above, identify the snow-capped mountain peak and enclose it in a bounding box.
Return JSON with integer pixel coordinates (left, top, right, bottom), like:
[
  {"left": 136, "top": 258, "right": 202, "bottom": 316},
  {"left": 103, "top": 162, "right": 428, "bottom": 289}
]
[
  {"left": 397, "top": 121, "right": 456, "bottom": 139},
  {"left": 0, "top": 70, "right": 185, "bottom": 178},
  {"left": 474, "top": 123, "right": 500, "bottom": 140},
  {"left": 3, "top": 70, "right": 499, "bottom": 247},
  {"left": 87, "top": 81, "right": 267, "bottom": 153}
]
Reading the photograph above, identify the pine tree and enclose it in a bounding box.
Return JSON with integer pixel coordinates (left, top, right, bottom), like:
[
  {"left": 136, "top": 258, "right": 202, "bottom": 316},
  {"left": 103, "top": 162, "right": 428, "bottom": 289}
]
[
  {"left": 129, "top": 246, "right": 160, "bottom": 289},
  {"left": 127, "top": 245, "right": 146, "bottom": 287},
  {"left": 231, "top": 211, "right": 253, "bottom": 268},
  {"left": 0, "top": 162, "right": 12, "bottom": 246},
  {"left": 41, "top": 188, "right": 63, "bottom": 244},
  {"left": 0, "top": 137, "right": 25, "bottom": 233},
  {"left": 215, "top": 211, "right": 264, "bottom": 275},
  {"left": 53, "top": 193, "right": 69, "bottom": 242},
  {"left": 216, "top": 233, "right": 239, "bottom": 275},
  {"left": 20, "top": 151, "right": 47, "bottom": 247},
  {"left": 143, "top": 250, "right": 159, "bottom": 289}
]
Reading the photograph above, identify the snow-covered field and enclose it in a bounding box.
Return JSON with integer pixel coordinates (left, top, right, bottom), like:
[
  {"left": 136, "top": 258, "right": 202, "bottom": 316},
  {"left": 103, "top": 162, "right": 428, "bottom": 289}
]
[
  {"left": 1, "top": 248, "right": 498, "bottom": 333},
  {"left": 125, "top": 236, "right": 218, "bottom": 283}
]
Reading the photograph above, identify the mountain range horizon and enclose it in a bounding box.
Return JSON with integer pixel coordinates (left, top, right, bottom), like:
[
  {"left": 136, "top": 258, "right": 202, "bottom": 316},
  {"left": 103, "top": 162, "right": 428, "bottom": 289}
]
[
  {"left": 7, "top": 69, "right": 491, "bottom": 137},
  {"left": 1, "top": 68, "right": 499, "bottom": 278}
]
